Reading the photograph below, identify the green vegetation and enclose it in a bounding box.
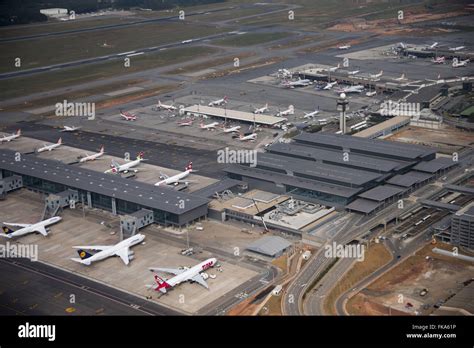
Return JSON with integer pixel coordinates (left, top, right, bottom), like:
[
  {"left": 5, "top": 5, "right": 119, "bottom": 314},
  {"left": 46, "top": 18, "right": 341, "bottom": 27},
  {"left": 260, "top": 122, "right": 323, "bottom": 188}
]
[
  {"left": 212, "top": 32, "right": 291, "bottom": 47},
  {"left": 0, "top": 46, "right": 218, "bottom": 101}
]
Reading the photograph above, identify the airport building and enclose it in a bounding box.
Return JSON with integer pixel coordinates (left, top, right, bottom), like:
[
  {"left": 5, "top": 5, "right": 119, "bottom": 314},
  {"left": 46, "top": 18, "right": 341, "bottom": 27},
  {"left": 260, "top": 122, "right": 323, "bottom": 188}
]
[
  {"left": 0, "top": 150, "right": 209, "bottom": 227},
  {"left": 225, "top": 133, "right": 456, "bottom": 213},
  {"left": 450, "top": 203, "right": 474, "bottom": 250}
]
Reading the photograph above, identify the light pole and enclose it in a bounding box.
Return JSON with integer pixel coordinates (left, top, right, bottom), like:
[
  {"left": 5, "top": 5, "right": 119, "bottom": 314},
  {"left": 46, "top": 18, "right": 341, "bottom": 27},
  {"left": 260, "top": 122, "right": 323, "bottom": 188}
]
[{"left": 337, "top": 92, "right": 349, "bottom": 134}]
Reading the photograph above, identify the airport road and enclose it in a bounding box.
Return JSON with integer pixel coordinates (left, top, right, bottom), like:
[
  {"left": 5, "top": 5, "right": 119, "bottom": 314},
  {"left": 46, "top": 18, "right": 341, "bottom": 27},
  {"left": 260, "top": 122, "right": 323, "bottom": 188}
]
[
  {"left": 7, "top": 122, "right": 226, "bottom": 179},
  {"left": 0, "top": 258, "right": 180, "bottom": 315},
  {"left": 301, "top": 149, "right": 474, "bottom": 316}
]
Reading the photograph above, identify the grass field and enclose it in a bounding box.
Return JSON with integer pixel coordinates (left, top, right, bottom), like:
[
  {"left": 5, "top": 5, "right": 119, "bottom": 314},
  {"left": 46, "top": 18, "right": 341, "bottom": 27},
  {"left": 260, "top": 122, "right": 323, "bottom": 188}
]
[
  {"left": 1, "top": 22, "right": 224, "bottom": 74},
  {"left": 0, "top": 46, "right": 219, "bottom": 101},
  {"left": 212, "top": 32, "right": 291, "bottom": 47},
  {"left": 322, "top": 242, "right": 392, "bottom": 315}
]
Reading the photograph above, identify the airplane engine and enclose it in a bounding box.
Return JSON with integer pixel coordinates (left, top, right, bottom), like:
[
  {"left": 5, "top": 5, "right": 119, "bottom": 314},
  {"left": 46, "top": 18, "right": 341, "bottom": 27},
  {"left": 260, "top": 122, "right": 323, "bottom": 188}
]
[{"left": 128, "top": 250, "right": 135, "bottom": 257}]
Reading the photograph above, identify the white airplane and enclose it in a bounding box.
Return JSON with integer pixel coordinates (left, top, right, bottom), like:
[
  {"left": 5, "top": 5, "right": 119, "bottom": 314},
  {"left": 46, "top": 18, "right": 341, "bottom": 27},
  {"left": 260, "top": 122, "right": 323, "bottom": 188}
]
[
  {"left": 322, "top": 81, "right": 338, "bottom": 90},
  {"left": 155, "top": 162, "right": 195, "bottom": 186},
  {"left": 432, "top": 56, "right": 445, "bottom": 64},
  {"left": 338, "top": 44, "right": 351, "bottom": 50},
  {"left": 303, "top": 110, "right": 320, "bottom": 119},
  {"left": 177, "top": 119, "right": 193, "bottom": 127},
  {"left": 370, "top": 70, "right": 383, "bottom": 79},
  {"left": 347, "top": 70, "right": 360, "bottom": 76},
  {"left": 366, "top": 91, "right": 377, "bottom": 97},
  {"left": 452, "top": 59, "right": 469, "bottom": 68},
  {"left": 335, "top": 85, "right": 364, "bottom": 93},
  {"left": 157, "top": 100, "right": 177, "bottom": 111},
  {"left": 1, "top": 216, "right": 62, "bottom": 238},
  {"left": 326, "top": 64, "right": 340, "bottom": 72},
  {"left": 394, "top": 73, "right": 407, "bottom": 81},
  {"left": 61, "top": 125, "right": 82, "bottom": 132},
  {"left": 71, "top": 233, "right": 145, "bottom": 266},
  {"left": 276, "top": 105, "right": 294, "bottom": 116},
  {"left": 37, "top": 138, "right": 62, "bottom": 153},
  {"left": 239, "top": 133, "right": 257, "bottom": 141},
  {"left": 148, "top": 258, "right": 217, "bottom": 293},
  {"left": 281, "top": 78, "right": 312, "bottom": 88},
  {"left": 200, "top": 121, "right": 219, "bottom": 130},
  {"left": 182, "top": 39, "right": 193, "bottom": 44},
  {"left": 208, "top": 96, "right": 228, "bottom": 107},
  {"left": 254, "top": 103, "right": 269, "bottom": 114},
  {"left": 120, "top": 110, "right": 137, "bottom": 121},
  {"left": 79, "top": 146, "right": 105, "bottom": 163},
  {"left": 223, "top": 125, "right": 241, "bottom": 133},
  {"left": 425, "top": 42, "right": 439, "bottom": 50},
  {"left": 105, "top": 152, "right": 145, "bottom": 174},
  {"left": 0, "top": 129, "right": 21, "bottom": 143},
  {"left": 449, "top": 46, "right": 465, "bottom": 51}
]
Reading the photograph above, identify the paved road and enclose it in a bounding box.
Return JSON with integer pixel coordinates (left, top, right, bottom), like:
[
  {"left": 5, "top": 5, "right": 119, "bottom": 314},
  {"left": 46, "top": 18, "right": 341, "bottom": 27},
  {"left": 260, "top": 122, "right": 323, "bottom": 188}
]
[{"left": 0, "top": 258, "right": 180, "bottom": 315}]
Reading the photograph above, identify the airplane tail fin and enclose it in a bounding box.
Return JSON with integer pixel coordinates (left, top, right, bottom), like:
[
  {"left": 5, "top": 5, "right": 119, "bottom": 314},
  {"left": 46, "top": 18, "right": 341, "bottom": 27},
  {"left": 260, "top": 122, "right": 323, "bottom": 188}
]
[
  {"left": 153, "top": 274, "right": 169, "bottom": 293},
  {"left": 224, "top": 96, "right": 228, "bottom": 102},
  {"left": 77, "top": 249, "right": 93, "bottom": 260},
  {"left": 185, "top": 161, "right": 193, "bottom": 171},
  {"left": 99, "top": 145, "right": 105, "bottom": 153},
  {"left": 16, "top": 129, "right": 21, "bottom": 136},
  {"left": 137, "top": 152, "right": 144, "bottom": 160},
  {"left": 1, "top": 226, "right": 14, "bottom": 237},
  {"left": 58, "top": 137, "right": 62, "bottom": 145}
]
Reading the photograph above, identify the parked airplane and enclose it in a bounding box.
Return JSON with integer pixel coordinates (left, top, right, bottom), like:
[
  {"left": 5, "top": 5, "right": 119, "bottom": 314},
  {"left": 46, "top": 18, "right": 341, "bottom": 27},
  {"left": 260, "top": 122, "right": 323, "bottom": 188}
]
[
  {"left": 37, "top": 138, "right": 62, "bottom": 153},
  {"left": 120, "top": 110, "right": 137, "bottom": 121},
  {"left": 177, "top": 119, "right": 193, "bottom": 127},
  {"left": 322, "top": 81, "right": 338, "bottom": 90},
  {"left": 61, "top": 125, "right": 82, "bottom": 132},
  {"left": 432, "top": 56, "right": 446, "bottom": 64},
  {"left": 370, "top": 70, "right": 383, "bottom": 79},
  {"left": 239, "top": 133, "right": 257, "bottom": 141},
  {"left": 347, "top": 70, "right": 360, "bottom": 76},
  {"left": 79, "top": 146, "right": 105, "bottom": 163},
  {"left": 303, "top": 109, "right": 320, "bottom": 119},
  {"left": 338, "top": 45, "right": 351, "bottom": 50},
  {"left": 71, "top": 233, "right": 145, "bottom": 266},
  {"left": 326, "top": 64, "right": 340, "bottom": 72},
  {"left": 276, "top": 105, "right": 294, "bottom": 116},
  {"left": 208, "top": 96, "right": 228, "bottom": 107},
  {"left": 335, "top": 85, "right": 364, "bottom": 93},
  {"left": 394, "top": 73, "right": 407, "bottom": 81},
  {"left": 254, "top": 103, "right": 269, "bottom": 114},
  {"left": 366, "top": 91, "right": 377, "bottom": 97},
  {"left": 223, "top": 125, "right": 241, "bottom": 133},
  {"left": 157, "top": 100, "right": 177, "bottom": 111},
  {"left": 200, "top": 121, "right": 219, "bottom": 130},
  {"left": 1, "top": 216, "right": 62, "bottom": 238},
  {"left": 147, "top": 258, "right": 217, "bottom": 293},
  {"left": 452, "top": 59, "right": 469, "bottom": 68},
  {"left": 0, "top": 129, "right": 21, "bottom": 143},
  {"left": 105, "top": 152, "right": 145, "bottom": 174},
  {"left": 155, "top": 162, "right": 195, "bottom": 186},
  {"left": 449, "top": 46, "right": 465, "bottom": 51},
  {"left": 281, "top": 78, "right": 312, "bottom": 88}
]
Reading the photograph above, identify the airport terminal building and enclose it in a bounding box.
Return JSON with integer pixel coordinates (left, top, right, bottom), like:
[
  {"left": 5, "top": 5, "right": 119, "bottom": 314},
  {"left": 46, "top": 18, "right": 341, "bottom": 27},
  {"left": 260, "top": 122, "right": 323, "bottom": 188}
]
[
  {"left": 0, "top": 150, "right": 209, "bottom": 226},
  {"left": 225, "top": 133, "right": 456, "bottom": 213}
]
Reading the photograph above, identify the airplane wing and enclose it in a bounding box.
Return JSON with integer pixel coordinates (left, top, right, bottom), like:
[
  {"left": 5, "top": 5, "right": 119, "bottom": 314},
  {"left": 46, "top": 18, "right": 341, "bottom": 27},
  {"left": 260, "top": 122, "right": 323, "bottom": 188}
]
[
  {"left": 115, "top": 247, "right": 130, "bottom": 265},
  {"left": 149, "top": 267, "right": 186, "bottom": 275},
  {"left": 111, "top": 160, "right": 121, "bottom": 168},
  {"left": 190, "top": 274, "right": 209, "bottom": 289},
  {"left": 159, "top": 172, "right": 169, "bottom": 179},
  {"left": 33, "top": 226, "right": 48, "bottom": 236},
  {"left": 72, "top": 245, "right": 111, "bottom": 251},
  {"left": 175, "top": 180, "right": 197, "bottom": 184},
  {"left": 3, "top": 222, "right": 30, "bottom": 228}
]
